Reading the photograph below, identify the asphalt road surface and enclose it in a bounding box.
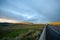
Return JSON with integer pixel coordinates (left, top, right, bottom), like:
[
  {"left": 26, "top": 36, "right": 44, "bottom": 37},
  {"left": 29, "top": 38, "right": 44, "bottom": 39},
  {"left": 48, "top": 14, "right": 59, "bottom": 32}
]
[{"left": 39, "top": 25, "right": 60, "bottom": 40}]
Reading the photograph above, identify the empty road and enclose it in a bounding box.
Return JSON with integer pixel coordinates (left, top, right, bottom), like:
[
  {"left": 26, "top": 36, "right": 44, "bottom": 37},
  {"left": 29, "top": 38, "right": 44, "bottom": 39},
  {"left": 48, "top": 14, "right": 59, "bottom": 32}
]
[{"left": 39, "top": 25, "right": 60, "bottom": 40}]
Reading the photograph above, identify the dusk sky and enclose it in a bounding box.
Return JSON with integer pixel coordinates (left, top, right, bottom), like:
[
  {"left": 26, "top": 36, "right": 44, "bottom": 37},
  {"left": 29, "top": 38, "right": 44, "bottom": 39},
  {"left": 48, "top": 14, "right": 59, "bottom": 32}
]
[{"left": 0, "top": 0, "right": 60, "bottom": 23}]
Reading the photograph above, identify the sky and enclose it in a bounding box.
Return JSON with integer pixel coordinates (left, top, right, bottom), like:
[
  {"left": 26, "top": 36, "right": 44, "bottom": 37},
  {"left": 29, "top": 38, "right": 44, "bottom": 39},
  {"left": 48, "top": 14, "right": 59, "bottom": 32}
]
[
  {"left": 0, "top": 18, "right": 19, "bottom": 23},
  {"left": 0, "top": 0, "right": 60, "bottom": 23}
]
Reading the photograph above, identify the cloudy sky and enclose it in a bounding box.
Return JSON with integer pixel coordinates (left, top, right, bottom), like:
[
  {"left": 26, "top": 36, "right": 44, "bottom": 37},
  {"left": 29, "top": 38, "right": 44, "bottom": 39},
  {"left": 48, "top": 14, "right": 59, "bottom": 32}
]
[{"left": 0, "top": 0, "right": 60, "bottom": 23}]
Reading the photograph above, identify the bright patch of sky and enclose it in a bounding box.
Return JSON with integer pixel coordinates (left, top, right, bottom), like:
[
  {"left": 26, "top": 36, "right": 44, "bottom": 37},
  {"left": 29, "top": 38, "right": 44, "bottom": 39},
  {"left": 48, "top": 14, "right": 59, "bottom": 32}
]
[{"left": 0, "top": 0, "right": 60, "bottom": 23}]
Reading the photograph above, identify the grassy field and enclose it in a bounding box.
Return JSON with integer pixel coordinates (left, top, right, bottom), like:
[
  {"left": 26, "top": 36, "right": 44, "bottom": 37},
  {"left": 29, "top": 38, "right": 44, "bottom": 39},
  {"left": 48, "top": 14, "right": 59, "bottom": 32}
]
[{"left": 0, "top": 23, "right": 46, "bottom": 40}]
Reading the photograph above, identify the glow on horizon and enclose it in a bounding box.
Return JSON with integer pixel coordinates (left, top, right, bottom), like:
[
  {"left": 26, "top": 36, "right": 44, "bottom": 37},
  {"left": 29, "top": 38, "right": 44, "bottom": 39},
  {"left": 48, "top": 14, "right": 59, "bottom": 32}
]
[{"left": 0, "top": 18, "right": 20, "bottom": 23}]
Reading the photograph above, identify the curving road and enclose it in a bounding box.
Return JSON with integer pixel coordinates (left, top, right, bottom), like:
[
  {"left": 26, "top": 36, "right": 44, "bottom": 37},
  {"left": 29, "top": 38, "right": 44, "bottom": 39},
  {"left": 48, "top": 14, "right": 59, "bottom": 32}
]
[{"left": 39, "top": 25, "right": 60, "bottom": 40}]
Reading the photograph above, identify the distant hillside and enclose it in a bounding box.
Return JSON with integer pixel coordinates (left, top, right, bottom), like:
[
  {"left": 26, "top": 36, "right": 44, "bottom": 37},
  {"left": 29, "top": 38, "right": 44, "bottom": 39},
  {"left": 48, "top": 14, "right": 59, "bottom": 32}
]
[
  {"left": 0, "top": 22, "right": 13, "bottom": 26},
  {"left": 14, "top": 22, "right": 34, "bottom": 25},
  {"left": 49, "top": 22, "right": 60, "bottom": 25}
]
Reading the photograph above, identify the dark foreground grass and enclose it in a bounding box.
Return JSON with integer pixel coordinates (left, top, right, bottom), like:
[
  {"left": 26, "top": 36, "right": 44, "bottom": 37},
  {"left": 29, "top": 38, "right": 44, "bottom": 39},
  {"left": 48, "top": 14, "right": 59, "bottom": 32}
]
[
  {"left": 0, "top": 29, "right": 29, "bottom": 38},
  {"left": 0, "top": 24, "right": 45, "bottom": 40}
]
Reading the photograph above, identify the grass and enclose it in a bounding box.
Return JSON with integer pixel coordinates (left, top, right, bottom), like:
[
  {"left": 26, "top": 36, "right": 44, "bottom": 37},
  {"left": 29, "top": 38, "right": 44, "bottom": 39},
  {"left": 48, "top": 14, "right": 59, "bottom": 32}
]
[
  {"left": 0, "top": 24, "right": 45, "bottom": 40},
  {"left": 0, "top": 29, "right": 29, "bottom": 38}
]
